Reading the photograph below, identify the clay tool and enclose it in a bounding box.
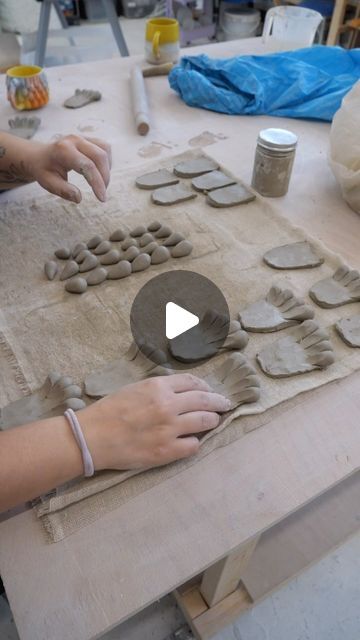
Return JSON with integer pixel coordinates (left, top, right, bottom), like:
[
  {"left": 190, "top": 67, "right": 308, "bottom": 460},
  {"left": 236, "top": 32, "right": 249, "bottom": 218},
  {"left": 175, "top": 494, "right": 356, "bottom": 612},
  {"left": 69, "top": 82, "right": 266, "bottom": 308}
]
[
  {"left": 142, "top": 63, "right": 174, "bottom": 77},
  {"left": 130, "top": 66, "right": 150, "bottom": 136}
]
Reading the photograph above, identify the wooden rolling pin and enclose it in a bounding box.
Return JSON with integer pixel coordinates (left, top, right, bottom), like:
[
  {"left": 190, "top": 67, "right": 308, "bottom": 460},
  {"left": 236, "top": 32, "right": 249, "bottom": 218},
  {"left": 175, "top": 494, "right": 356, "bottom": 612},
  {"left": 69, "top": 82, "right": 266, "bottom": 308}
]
[{"left": 130, "top": 66, "right": 150, "bottom": 136}]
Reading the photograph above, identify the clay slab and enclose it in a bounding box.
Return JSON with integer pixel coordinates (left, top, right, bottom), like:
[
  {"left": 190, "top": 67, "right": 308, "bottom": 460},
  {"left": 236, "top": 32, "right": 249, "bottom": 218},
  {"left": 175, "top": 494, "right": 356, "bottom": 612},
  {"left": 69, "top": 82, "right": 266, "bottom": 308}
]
[
  {"left": 335, "top": 315, "right": 360, "bottom": 347},
  {"left": 173, "top": 157, "right": 219, "bottom": 178},
  {"left": 152, "top": 184, "right": 197, "bottom": 205},
  {"left": 309, "top": 265, "right": 360, "bottom": 308},
  {"left": 135, "top": 169, "right": 179, "bottom": 190},
  {"left": 204, "top": 353, "right": 260, "bottom": 411},
  {"left": 239, "top": 286, "right": 314, "bottom": 333},
  {"left": 264, "top": 241, "right": 324, "bottom": 270},
  {"left": 206, "top": 183, "right": 256, "bottom": 208},
  {"left": 192, "top": 171, "right": 236, "bottom": 193},
  {"left": 64, "top": 89, "right": 101, "bottom": 109}
]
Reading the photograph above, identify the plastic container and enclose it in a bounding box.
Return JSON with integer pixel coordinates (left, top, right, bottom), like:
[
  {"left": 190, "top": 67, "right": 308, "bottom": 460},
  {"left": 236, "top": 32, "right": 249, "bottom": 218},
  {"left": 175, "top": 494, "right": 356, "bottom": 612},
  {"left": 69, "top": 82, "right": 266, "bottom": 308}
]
[
  {"left": 222, "top": 8, "right": 261, "bottom": 41},
  {"left": 123, "top": 0, "right": 156, "bottom": 19},
  {"left": 262, "top": 5, "right": 323, "bottom": 51}
]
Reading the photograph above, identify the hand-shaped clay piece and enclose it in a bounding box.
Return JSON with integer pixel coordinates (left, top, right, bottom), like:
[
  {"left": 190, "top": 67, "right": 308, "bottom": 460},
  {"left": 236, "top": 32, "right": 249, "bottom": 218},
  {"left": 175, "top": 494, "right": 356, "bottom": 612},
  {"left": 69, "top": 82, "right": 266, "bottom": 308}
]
[
  {"left": 206, "top": 183, "right": 256, "bottom": 208},
  {"left": 256, "top": 319, "right": 335, "bottom": 378},
  {"left": 0, "top": 372, "right": 86, "bottom": 430},
  {"left": 192, "top": 171, "right": 236, "bottom": 193},
  {"left": 173, "top": 157, "right": 219, "bottom": 178},
  {"left": 263, "top": 241, "right": 323, "bottom": 270},
  {"left": 239, "top": 286, "right": 314, "bottom": 333},
  {"left": 64, "top": 89, "right": 101, "bottom": 109},
  {"left": 335, "top": 315, "right": 360, "bottom": 347},
  {"left": 309, "top": 265, "right": 360, "bottom": 308},
  {"left": 204, "top": 353, "right": 260, "bottom": 410},
  {"left": 84, "top": 342, "right": 172, "bottom": 398},
  {"left": 152, "top": 184, "right": 197, "bottom": 205},
  {"left": 169, "top": 310, "right": 248, "bottom": 363},
  {"left": 136, "top": 169, "right": 179, "bottom": 190},
  {"left": 7, "top": 115, "right": 41, "bottom": 139}
]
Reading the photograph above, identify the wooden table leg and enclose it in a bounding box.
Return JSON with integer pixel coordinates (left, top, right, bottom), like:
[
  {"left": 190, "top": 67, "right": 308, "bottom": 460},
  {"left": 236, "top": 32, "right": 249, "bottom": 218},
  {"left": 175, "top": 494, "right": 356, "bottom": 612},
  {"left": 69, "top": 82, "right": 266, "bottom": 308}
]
[{"left": 327, "top": 0, "right": 348, "bottom": 44}]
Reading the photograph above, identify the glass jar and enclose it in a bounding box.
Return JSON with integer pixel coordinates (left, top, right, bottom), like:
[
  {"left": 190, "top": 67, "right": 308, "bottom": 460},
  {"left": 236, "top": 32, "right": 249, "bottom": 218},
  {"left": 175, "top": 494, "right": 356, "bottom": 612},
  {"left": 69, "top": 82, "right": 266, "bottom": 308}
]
[{"left": 251, "top": 128, "right": 298, "bottom": 197}]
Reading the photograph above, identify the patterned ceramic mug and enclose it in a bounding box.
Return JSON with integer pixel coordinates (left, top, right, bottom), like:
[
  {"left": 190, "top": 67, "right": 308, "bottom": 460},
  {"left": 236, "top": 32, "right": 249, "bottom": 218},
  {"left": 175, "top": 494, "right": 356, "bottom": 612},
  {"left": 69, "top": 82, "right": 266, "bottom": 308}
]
[
  {"left": 145, "top": 18, "right": 180, "bottom": 65},
  {"left": 6, "top": 65, "right": 49, "bottom": 111}
]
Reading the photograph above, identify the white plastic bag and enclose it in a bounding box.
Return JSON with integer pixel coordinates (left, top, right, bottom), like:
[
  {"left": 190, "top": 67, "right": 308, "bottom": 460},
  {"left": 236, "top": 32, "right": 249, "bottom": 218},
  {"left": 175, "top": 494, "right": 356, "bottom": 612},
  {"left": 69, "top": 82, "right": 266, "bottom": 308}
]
[{"left": 330, "top": 80, "right": 360, "bottom": 214}]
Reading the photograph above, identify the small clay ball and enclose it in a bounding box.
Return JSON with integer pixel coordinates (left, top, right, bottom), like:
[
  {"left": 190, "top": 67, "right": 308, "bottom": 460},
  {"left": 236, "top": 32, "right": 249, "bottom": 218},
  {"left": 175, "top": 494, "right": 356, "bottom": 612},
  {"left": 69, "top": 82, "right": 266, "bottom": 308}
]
[
  {"left": 79, "top": 254, "right": 99, "bottom": 272},
  {"left": 123, "top": 246, "right": 140, "bottom": 262},
  {"left": 151, "top": 246, "right": 171, "bottom": 265},
  {"left": 65, "top": 277, "right": 87, "bottom": 293},
  {"left": 109, "top": 228, "right": 126, "bottom": 242},
  {"left": 148, "top": 220, "right": 161, "bottom": 232},
  {"left": 140, "top": 241, "right": 158, "bottom": 255},
  {"left": 94, "top": 240, "right": 112, "bottom": 255},
  {"left": 86, "top": 267, "right": 108, "bottom": 285},
  {"left": 55, "top": 247, "right": 70, "bottom": 260},
  {"left": 87, "top": 235, "right": 102, "bottom": 249},
  {"left": 139, "top": 233, "right": 154, "bottom": 247},
  {"left": 60, "top": 260, "right": 79, "bottom": 281},
  {"left": 163, "top": 232, "right": 185, "bottom": 246},
  {"left": 107, "top": 261, "right": 132, "bottom": 280},
  {"left": 44, "top": 260, "right": 58, "bottom": 281},
  {"left": 65, "top": 398, "right": 86, "bottom": 411},
  {"left": 76, "top": 249, "right": 91, "bottom": 264},
  {"left": 100, "top": 249, "right": 121, "bottom": 265},
  {"left": 155, "top": 225, "right": 172, "bottom": 238},
  {"left": 171, "top": 240, "right": 193, "bottom": 258},
  {"left": 72, "top": 242, "right": 87, "bottom": 258},
  {"left": 132, "top": 253, "right": 151, "bottom": 272},
  {"left": 130, "top": 225, "right": 147, "bottom": 237},
  {"left": 121, "top": 237, "right": 138, "bottom": 250}
]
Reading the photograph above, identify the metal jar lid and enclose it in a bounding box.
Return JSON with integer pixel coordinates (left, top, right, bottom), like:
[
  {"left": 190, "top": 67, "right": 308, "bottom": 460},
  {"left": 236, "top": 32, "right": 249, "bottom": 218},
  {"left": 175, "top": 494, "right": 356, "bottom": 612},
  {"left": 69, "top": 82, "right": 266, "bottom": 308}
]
[{"left": 257, "top": 128, "right": 298, "bottom": 152}]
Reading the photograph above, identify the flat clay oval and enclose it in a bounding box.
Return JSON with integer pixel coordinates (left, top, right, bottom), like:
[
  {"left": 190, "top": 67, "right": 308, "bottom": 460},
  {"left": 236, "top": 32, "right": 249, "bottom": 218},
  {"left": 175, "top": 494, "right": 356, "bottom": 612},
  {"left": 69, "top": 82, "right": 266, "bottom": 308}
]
[
  {"left": 55, "top": 247, "right": 70, "bottom": 260},
  {"left": 335, "top": 315, "right": 360, "bottom": 347},
  {"left": 154, "top": 225, "right": 172, "bottom": 238},
  {"left": 65, "top": 277, "right": 87, "bottom": 293},
  {"left": 152, "top": 184, "right": 197, "bottom": 205},
  {"left": 206, "top": 183, "right": 256, "bottom": 208},
  {"left": 121, "top": 237, "right": 138, "bottom": 250},
  {"left": 79, "top": 254, "right": 99, "bottom": 272},
  {"left": 100, "top": 249, "right": 121, "bottom": 265},
  {"left": 87, "top": 235, "right": 102, "bottom": 249},
  {"left": 192, "top": 171, "right": 236, "bottom": 192},
  {"left": 163, "top": 232, "right": 185, "bottom": 246},
  {"left": 86, "top": 267, "right": 108, "bottom": 285},
  {"left": 140, "top": 241, "right": 158, "bottom": 255},
  {"left": 171, "top": 240, "right": 193, "bottom": 258},
  {"left": 123, "top": 246, "right": 140, "bottom": 262},
  {"left": 130, "top": 225, "right": 147, "bottom": 237},
  {"left": 139, "top": 233, "right": 154, "bottom": 247},
  {"left": 136, "top": 169, "right": 179, "bottom": 190},
  {"left": 147, "top": 220, "right": 161, "bottom": 232},
  {"left": 107, "top": 261, "right": 132, "bottom": 280},
  {"left": 109, "top": 228, "right": 126, "bottom": 242},
  {"left": 132, "top": 253, "right": 151, "bottom": 272},
  {"left": 94, "top": 240, "right": 112, "bottom": 255},
  {"left": 44, "top": 260, "right": 58, "bottom": 281},
  {"left": 76, "top": 249, "right": 92, "bottom": 264},
  {"left": 72, "top": 242, "right": 87, "bottom": 258},
  {"left": 60, "top": 260, "right": 79, "bottom": 281},
  {"left": 263, "top": 241, "right": 324, "bottom": 270},
  {"left": 174, "top": 157, "right": 219, "bottom": 178},
  {"left": 151, "top": 246, "right": 170, "bottom": 264}
]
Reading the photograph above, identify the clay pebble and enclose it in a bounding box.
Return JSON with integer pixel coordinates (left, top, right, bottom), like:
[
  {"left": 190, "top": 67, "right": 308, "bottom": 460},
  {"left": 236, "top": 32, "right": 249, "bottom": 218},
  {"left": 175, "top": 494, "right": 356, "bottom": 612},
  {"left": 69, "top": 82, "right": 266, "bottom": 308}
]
[
  {"left": 100, "top": 249, "right": 121, "bottom": 265},
  {"left": 139, "top": 233, "right": 154, "bottom": 247},
  {"left": 309, "top": 265, "right": 360, "bottom": 308},
  {"left": 79, "top": 254, "right": 99, "bottom": 272},
  {"left": 151, "top": 246, "right": 170, "bottom": 265},
  {"left": 163, "top": 232, "right": 185, "bottom": 246},
  {"left": 55, "top": 247, "right": 70, "bottom": 260},
  {"left": 109, "top": 229, "right": 126, "bottom": 242},
  {"left": 238, "top": 286, "right": 314, "bottom": 333},
  {"left": 152, "top": 184, "right": 197, "bottom": 205},
  {"left": 154, "top": 225, "right": 172, "bottom": 238},
  {"left": 44, "top": 260, "right": 58, "bottom": 281},
  {"left": 72, "top": 242, "right": 87, "bottom": 258},
  {"left": 147, "top": 220, "right": 161, "bottom": 232},
  {"left": 87, "top": 235, "right": 102, "bottom": 250},
  {"left": 86, "top": 267, "right": 108, "bottom": 285},
  {"left": 65, "top": 277, "right": 87, "bottom": 294},
  {"left": 263, "top": 241, "right": 324, "bottom": 270},
  {"left": 123, "top": 246, "right": 140, "bottom": 262},
  {"left": 192, "top": 171, "right": 236, "bottom": 193},
  {"left": 140, "top": 241, "right": 158, "bottom": 255},
  {"left": 132, "top": 253, "right": 151, "bottom": 272},
  {"left": 171, "top": 240, "right": 193, "bottom": 258},
  {"left": 107, "top": 261, "right": 132, "bottom": 280},
  {"left": 206, "top": 183, "right": 256, "bottom": 208},
  {"left": 335, "top": 315, "right": 360, "bottom": 347},
  {"left": 60, "top": 260, "right": 79, "bottom": 281},
  {"left": 75, "top": 249, "right": 92, "bottom": 264},
  {"left": 94, "top": 240, "right": 112, "bottom": 255},
  {"left": 130, "top": 225, "right": 147, "bottom": 237},
  {"left": 135, "top": 169, "right": 179, "bottom": 190},
  {"left": 66, "top": 398, "right": 86, "bottom": 411},
  {"left": 122, "top": 237, "right": 138, "bottom": 250},
  {"left": 174, "top": 157, "right": 219, "bottom": 178}
]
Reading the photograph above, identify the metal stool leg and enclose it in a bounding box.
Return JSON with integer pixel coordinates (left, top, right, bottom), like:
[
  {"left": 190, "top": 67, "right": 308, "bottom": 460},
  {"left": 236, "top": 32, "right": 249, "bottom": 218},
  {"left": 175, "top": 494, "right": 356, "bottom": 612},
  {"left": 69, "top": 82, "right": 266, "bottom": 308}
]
[
  {"left": 52, "top": 0, "right": 69, "bottom": 29},
  {"left": 34, "top": 0, "right": 52, "bottom": 66},
  {"left": 102, "top": 0, "right": 129, "bottom": 57}
]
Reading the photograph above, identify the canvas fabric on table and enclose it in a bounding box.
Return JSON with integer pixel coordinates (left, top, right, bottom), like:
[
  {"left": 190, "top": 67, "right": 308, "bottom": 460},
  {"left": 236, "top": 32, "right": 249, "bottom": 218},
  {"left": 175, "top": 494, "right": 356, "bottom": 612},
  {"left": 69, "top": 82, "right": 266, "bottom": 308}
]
[{"left": 1, "top": 149, "right": 360, "bottom": 542}]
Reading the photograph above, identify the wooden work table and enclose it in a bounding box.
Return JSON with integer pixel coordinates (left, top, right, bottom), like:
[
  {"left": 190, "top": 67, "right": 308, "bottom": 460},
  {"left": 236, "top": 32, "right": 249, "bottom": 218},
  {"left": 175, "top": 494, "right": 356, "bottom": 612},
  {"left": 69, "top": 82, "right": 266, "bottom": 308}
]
[{"left": 1, "top": 38, "right": 360, "bottom": 640}]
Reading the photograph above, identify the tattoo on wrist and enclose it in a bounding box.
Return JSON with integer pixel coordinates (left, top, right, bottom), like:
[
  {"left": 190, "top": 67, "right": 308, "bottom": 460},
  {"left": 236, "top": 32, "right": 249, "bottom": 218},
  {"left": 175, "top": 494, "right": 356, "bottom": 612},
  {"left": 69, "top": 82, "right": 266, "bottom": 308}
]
[{"left": 0, "top": 161, "right": 31, "bottom": 185}]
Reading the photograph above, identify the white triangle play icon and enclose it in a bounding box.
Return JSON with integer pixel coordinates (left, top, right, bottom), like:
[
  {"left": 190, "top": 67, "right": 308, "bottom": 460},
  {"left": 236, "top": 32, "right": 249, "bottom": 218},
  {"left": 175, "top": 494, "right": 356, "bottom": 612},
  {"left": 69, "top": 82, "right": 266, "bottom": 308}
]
[{"left": 166, "top": 302, "right": 199, "bottom": 340}]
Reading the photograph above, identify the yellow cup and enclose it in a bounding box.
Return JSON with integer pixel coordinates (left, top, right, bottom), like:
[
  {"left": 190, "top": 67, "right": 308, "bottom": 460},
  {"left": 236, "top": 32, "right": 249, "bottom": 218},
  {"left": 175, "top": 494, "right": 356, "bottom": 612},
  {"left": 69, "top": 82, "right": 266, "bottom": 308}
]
[
  {"left": 6, "top": 65, "right": 49, "bottom": 111},
  {"left": 145, "top": 18, "right": 180, "bottom": 65}
]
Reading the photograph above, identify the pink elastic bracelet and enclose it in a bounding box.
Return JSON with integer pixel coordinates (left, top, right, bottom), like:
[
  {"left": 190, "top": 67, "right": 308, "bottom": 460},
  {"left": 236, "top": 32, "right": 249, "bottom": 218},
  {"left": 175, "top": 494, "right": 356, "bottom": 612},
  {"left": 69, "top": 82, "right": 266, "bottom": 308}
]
[{"left": 64, "top": 408, "right": 95, "bottom": 478}]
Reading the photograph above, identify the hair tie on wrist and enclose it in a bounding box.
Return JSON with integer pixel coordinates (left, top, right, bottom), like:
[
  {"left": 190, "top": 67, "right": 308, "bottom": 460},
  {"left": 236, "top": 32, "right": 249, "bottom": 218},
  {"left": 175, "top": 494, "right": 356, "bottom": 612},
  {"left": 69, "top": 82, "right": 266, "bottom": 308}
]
[{"left": 64, "top": 408, "right": 95, "bottom": 478}]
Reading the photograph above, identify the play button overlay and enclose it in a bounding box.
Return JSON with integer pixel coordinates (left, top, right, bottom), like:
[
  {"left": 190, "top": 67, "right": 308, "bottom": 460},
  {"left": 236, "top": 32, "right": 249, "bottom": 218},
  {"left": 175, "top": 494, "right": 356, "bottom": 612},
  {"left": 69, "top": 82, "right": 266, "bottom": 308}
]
[{"left": 130, "top": 270, "right": 230, "bottom": 369}]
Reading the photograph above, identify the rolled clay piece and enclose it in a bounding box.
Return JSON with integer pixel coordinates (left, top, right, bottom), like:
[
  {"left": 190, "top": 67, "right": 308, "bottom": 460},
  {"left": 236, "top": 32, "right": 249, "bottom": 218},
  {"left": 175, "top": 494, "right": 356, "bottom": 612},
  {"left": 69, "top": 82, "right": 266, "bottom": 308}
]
[
  {"left": 107, "top": 260, "right": 132, "bottom": 280},
  {"left": 60, "top": 260, "right": 79, "bottom": 281},
  {"left": 152, "top": 184, "right": 197, "bottom": 205},
  {"left": 75, "top": 249, "right": 92, "bottom": 264},
  {"left": 154, "top": 225, "right": 172, "bottom": 238},
  {"left": 139, "top": 233, "right": 154, "bottom": 247},
  {"left": 256, "top": 319, "right": 335, "bottom": 378},
  {"left": 238, "top": 285, "right": 314, "bottom": 333},
  {"left": 140, "top": 241, "right": 158, "bottom": 255},
  {"left": 163, "top": 232, "right": 185, "bottom": 246},
  {"left": 44, "top": 260, "right": 58, "bottom": 281},
  {"left": 72, "top": 242, "right": 87, "bottom": 258},
  {"left": 309, "top": 265, "right": 360, "bottom": 308},
  {"left": 55, "top": 247, "right": 70, "bottom": 260},
  {"left": 171, "top": 240, "right": 193, "bottom": 258},
  {"left": 109, "top": 229, "right": 126, "bottom": 242},
  {"left": 130, "top": 225, "right": 147, "bottom": 237},
  {"left": 263, "top": 241, "right": 324, "bottom": 270},
  {"left": 79, "top": 254, "right": 99, "bottom": 272},
  {"left": 64, "top": 89, "right": 101, "bottom": 109},
  {"left": 100, "top": 249, "right": 121, "bottom": 265},
  {"left": 173, "top": 157, "right": 219, "bottom": 178},
  {"left": 65, "top": 277, "right": 87, "bottom": 293},
  {"left": 86, "top": 267, "right": 108, "bottom": 285},
  {"left": 335, "top": 315, "right": 360, "bottom": 347},
  {"left": 135, "top": 169, "right": 179, "bottom": 190},
  {"left": 206, "top": 183, "right": 256, "bottom": 208},
  {"left": 123, "top": 246, "right": 140, "bottom": 262},
  {"left": 94, "top": 240, "right": 112, "bottom": 255},
  {"left": 121, "top": 237, "right": 138, "bottom": 250},
  {"left": 147, "top": 220, "right": 161, "bottom": 232},
  {"left": 132, "top": 253, "right": 151, "bottom": 272},
  {"left": 151, "top": 246, "right": 170, "bottom": 265},
  {"left": 87, "top": 235, "right": 103, "bottom": 250},
  {"left": 204, "top": 353, "right": 261, "bottom": 411},
  {"left": 192, "top": 171, "right": 236, "bottom": 193}
]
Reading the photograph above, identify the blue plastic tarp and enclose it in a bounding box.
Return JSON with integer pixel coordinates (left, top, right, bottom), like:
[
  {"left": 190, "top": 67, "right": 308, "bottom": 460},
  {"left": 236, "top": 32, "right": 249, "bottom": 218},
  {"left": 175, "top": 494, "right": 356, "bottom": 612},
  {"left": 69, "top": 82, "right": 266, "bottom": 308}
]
[{"left": 168, "top": 46, "right": 360, "bottom": 121}]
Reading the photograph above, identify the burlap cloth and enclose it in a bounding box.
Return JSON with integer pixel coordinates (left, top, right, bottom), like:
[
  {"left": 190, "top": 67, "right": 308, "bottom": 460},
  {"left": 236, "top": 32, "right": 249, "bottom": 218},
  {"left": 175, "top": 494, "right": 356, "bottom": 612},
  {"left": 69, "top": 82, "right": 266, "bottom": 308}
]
[{"left": 1, "top": 149, "right": 359, "bottom": 542}]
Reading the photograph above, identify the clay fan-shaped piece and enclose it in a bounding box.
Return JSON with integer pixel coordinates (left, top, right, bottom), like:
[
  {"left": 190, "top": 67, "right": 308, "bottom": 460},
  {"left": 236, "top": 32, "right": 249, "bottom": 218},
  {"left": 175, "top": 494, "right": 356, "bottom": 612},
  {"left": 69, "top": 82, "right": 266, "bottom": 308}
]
[
  {"left": 309, "top": 265, "right": 360, "bottom": 308},
  {"left": 239, "top": 286, "right": 314, "bottom": 333},
  {"left": 173, "top": 157, "right": 219, "bottom": 178},
  {"left": 204, "top": 353, "right": 260, "bottom": 410},
  {"left": 206, "top": 183, "right": 256, "bottom": 208},
  {"left": 64, "top": 89, "right": 101, "bottom": 109},
  {"left": 264, "top": 241, "right": 323, "bottom": 270},
  {"left": 152, "top": 184, "right": 197, "bottom": 205},
  {"left": 256, "top": 320, "right": 335, "bottom": 378},
  {"left": 84, "top": 342, "right": 173, "bottom": 398},
  {"left": 136, "top": 169, "right": 179, "bottom": 190},
  {"left": 192, "top": 171, "right": 236, "bottom": 192},
  {"left": 335, "top": 315, "right": 360, "bottom": 347},
  {"left": 8, "top": 115, "right": 41, "bottom": 140}
]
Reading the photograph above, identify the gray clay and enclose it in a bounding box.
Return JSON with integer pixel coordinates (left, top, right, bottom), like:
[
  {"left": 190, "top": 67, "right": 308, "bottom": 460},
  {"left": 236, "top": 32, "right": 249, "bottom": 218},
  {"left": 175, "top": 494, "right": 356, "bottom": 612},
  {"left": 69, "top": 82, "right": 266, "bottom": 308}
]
[
  {"left": 100, "top": 249, "right": 121, "bottom": 265},
  {"left": 148, "top": 220, "right": 161, "bottom": 232},
  {"left": 87, "top": 235, "right": 102, "bottom": 250},
  {"left": 256, "top": 319, "right": 335, "bottom": 378},
  {"left": 123, "top": 246, "right": 140, "bottom": 262},
  {"left": 239, "top": 286, "right": 314, "bottom": 333},
  {"left": 86, "top": 267, "right": 107, "bottom": 285},
  {"left": 152, "top": 184, "right": 197, "bottom": 205},
  {"left": 171, "top": 240, "right": 193, "bottom": 258},
  {"left": 94, "top": 240, "right": 112, "bottom": 255},
  {"left": 263, "top": 241, "right": 324, "bottom": 270},
  {"left": 79, "top": 254, "right": 99, "bottom": 272},
  {"left": 204, "top": 353, "right": 260, "bottom": 411},
  {"left": 8, "top": 115, "right": 41, "bottom": 140},
  {"left": 173, "top": 157, "right": 219, "bottom": 178},
  {"left": 55, "top": 247, "right": 70, "bottom": 260},
  {"left": 136, "top": 169, "right": 179, "bottom": 190},
  {"left": 65, "top": 277, "right": 87, "bottom": 293},
  {"left": 335, "top": 315, "right": 360, "bottom": 347},
  {"left": 72, "top": 242, "right": 87, "bottom": 258},
  {"left": 60, "top": 260, "right": 79, "bottom": 281},
  {"left": 0, "top": 371, "right": 86, "bottom": 430},
  {"left": 206, "top": 183, "right": 256, "bottom": 208},
  {"left": 192, "top": 171, "right": 236, "bottom": 193},
  {"left": 309, "top": 265, "right": 360, "bottom": 308},
  {"left": 132, "top": 253, "right": 151, "bottom": 272},
  {"left": 44, "top": 260, "right": 58, "bottom": 281},
  {"left": 151, "top": 246, "right": 170, "bottom": 265},
  {"left": 154, "top": 225, "right": 172, "bottom": 239},
  {"left": 84, "top": 342, "right": 172, "bottom": 398},
  {"left": 75, "top": 249, "right": 92, "bottom": 264},
  {"left": 122, "top": 237, "right": 138, "bottom": 250},
  {"left": 107, "top": 260, "right": 132, "bottom": 280},
  {"left": 130, "top": 225, "right": 147, "bottom": 237},
  {"left": 109, "top": 229, "right": 126, "bottom": 242},
  {"left": 140, "top": 241, "right": 158, "bottom": 255},
  {"left": 139, "top": 233, "right": 154, "bottom": 247},
  {"left": 163, "top": 232, "right": 185, "bottom": 246},
  {"left": 64, "top": 89, "right": 101, "bottom": 109}
]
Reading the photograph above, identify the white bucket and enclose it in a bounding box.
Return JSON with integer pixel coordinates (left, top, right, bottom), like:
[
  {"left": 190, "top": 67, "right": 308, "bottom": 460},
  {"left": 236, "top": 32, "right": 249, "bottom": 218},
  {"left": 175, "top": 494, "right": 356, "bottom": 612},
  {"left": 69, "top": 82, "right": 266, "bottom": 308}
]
[{"left": 222, "top": 8, "right": 261, "bottom": 41}]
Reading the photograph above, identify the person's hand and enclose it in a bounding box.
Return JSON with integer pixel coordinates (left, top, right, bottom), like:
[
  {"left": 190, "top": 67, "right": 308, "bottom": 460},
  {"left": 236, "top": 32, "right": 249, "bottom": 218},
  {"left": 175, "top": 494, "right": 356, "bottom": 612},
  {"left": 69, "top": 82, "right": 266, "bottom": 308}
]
[
  {"left": 79, "top": 374, "right": 231, "bottom": 471},
  {"left": 30, "top": 134, "right": 111, "bottom": 203}
]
